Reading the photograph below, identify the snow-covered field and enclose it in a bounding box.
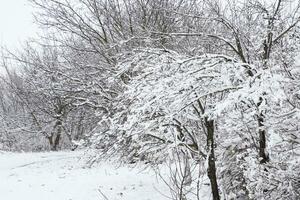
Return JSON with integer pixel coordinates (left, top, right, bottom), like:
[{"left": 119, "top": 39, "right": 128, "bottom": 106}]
[{"left": 0, "top": 151, "right": 170, "bottom": 200}]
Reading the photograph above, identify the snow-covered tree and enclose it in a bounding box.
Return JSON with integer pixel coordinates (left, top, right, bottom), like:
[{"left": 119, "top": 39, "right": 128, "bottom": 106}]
[
  {"left": 1, "top": 0, "right": 299, "bottom": 199},
  {"left": 91, "top": 48, "right": 252, "bottom": 199}
]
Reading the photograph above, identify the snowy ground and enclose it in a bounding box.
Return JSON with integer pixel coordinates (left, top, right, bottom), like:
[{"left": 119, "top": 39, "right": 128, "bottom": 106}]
[{"left": 0, "top": 150, "right": 171, "bottom": 200}]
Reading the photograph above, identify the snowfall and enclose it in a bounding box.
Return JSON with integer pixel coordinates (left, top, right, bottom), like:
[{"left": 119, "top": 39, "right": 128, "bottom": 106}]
[{"left": 0, "top": 150, "right": 174, "bottom": 200}]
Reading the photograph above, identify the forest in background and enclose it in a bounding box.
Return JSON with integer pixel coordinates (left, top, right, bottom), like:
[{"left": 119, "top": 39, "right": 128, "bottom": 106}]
[{"left": 0, "top": 0, "right": 300, "bottom": 199}]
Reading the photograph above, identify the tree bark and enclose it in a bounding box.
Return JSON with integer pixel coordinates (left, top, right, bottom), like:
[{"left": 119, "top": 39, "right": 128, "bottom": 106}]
[
  {"left": 257, "top": 99, "right": 269, "bottom": 164},
  {"left": 48, "top": 119, "right": 62, "bottom": 151},
  {"left": 205, "top": 118, "right": 220, "bottom": 200}
]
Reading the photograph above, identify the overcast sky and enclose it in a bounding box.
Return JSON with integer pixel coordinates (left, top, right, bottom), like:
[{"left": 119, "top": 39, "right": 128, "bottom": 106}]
[{"left": 0, "top": 0, "right": 37, "bottom": 49}]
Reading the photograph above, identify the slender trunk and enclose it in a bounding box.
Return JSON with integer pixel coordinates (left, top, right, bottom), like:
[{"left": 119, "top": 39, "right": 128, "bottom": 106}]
[
  {"left": 53, "top": 120, "right": 62, "bottom": 151},
  {"left": 257, "top": 115, "right": 269, "bottom": 163},
  {"left": 257, "top": 27, "right": 272, "bottom": 163},
  {"left": 195, "top": 100, "right": 220, "bottom": 200},
  {"left": 205, "top": 119, "right": 220, "bottom": 200},
  {"left": 53, "top": 133, "right": 61, "bottom": 151},
  {"left": 48, "top": 134, "right": 61, "bottom": 151},
  {"left": 257, "top": 97, "right": 269, "bottom": 164},
  {"left": 48, "top": 120, "right": 62, "bottom": 151},
  {"left": 48, "top": 135, "right": 53, "bottom": 150}
]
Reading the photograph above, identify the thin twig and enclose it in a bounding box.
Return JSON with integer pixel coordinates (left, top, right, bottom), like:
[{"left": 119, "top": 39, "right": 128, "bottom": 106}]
[{"left": 98, "top": 189, "right": 109, "bottom": 200}]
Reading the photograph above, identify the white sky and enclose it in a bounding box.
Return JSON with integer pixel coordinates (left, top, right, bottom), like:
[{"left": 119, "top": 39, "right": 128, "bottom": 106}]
[{"left": 0, "top": 0, "right": 38, "bottom": 49}]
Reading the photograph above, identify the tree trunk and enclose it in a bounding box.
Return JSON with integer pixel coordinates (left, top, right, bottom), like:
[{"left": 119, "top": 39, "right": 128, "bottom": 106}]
[
  {"left": 257, "top": 97, "right": 269, "bottom": 164},
  {"left": 205, "top": 118, "right": 220, "bottom": 200},
  {"left": 47, "top": 135, "right": 54, "bottom": 150},
  {"left": 48, "top": 120, "right": 62, "bottom": 151},
  {"left": 53, "top": 132, "right": 61, "bottom": 151},
  {"left": 48, "top": 133, "right": 61, "bottom": 151},
  {"left": 258, "top": 116, "right": 268, "bottom": 163}
]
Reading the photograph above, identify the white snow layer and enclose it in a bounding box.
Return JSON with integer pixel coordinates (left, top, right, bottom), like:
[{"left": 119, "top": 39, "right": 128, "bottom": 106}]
[{"left": 0, "top": 151, "right": 170, "bottom": 200}]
